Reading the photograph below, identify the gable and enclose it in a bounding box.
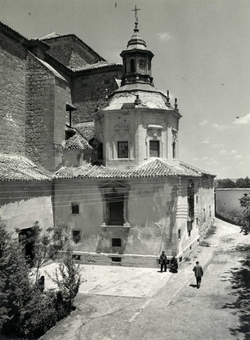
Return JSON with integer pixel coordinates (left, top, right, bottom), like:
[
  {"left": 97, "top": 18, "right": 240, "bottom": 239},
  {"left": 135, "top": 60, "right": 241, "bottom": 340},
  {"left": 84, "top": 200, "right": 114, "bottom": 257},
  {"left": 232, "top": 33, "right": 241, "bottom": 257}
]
[{"left": 41, "top": 34, "right": 105, "bottom": 69}]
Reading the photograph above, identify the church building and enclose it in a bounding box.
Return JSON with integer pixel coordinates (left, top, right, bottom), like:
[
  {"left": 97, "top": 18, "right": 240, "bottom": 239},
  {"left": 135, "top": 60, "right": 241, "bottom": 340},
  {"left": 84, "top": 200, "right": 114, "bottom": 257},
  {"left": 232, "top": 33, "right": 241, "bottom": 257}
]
[
  {"left": 53, "top": 15, "right": 215, "bottom": 267},
  {"left": 0, "top": 12, "right": 215, "bottom": 267}
]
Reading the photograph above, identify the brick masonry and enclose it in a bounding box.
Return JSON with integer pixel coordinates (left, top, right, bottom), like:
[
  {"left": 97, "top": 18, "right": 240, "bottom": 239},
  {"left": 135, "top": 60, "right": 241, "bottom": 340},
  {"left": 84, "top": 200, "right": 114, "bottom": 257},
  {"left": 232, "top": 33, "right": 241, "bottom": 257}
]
[
  {"left": 72, "top": 67, "right": 123, "bottom": 123},
  {"left": 0, "top": 30, "right": 27, "bottom": 155},
  {"left": 44, "top": 35, "right": 103, "bottom": 69}
]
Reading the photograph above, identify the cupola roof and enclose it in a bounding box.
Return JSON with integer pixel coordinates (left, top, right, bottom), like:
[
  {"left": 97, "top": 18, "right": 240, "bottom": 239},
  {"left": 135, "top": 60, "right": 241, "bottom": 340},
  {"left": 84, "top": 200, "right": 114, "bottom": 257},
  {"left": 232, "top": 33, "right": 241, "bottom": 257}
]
[{"left": 126, "top": 27, "right": 147, "bottom": 50}]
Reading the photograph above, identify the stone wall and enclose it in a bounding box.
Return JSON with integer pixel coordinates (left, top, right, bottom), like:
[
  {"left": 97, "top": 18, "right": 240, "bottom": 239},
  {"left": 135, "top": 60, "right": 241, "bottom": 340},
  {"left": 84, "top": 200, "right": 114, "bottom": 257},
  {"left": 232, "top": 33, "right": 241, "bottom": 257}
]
[
  {"left": 72, "top": 67, "right": 122, "bottom": 122},
  {"left": 0, "top": 30, "right": 27, "bottom": 155},
  {"left": 26, "top": 53, "right": 56, "bottom": 170},
  {"left": 26, "top": 53, "right": 70, "bottom": 171},
  {"left": 216, "top": 188, "right": 249, "bottom": 224}
]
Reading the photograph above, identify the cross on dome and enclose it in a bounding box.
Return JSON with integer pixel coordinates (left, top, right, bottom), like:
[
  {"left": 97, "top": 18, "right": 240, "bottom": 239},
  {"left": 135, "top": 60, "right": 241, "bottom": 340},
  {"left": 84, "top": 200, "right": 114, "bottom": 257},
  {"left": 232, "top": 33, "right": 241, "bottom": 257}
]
[{"left": 131, "top": 5, "right": 141, "bottom": 29}]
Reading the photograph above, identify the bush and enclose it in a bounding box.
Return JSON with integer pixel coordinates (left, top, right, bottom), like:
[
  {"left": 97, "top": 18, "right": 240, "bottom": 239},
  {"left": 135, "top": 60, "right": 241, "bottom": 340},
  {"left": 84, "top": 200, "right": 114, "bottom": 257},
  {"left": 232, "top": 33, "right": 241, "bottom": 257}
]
[
  {"left": 0, "top": 221, "right": 80, "bottom": 338},
  {"left": 239, "top": 193, "right": 250, "bottom": 235},
  {"left": 48, "top": 247, "right": 82, "bottom": 313}
]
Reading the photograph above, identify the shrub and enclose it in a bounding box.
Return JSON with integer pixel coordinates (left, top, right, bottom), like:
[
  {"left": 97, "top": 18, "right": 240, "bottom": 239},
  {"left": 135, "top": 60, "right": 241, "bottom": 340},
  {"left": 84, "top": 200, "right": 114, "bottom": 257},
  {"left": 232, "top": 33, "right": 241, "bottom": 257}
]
[
  {"left": 48, "top": 247, "right": 82, "bottom": 313},
  {"left": 239, "top": 193, "right": 250, "bottom": 235},
  {"left": 0, "top": 221, "right": 77, "bottom": 338}
]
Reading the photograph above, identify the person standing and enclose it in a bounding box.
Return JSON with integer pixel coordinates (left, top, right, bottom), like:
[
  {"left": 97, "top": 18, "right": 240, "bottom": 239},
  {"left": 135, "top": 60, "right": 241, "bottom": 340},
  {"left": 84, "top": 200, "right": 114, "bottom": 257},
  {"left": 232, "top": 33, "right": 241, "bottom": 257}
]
[
  {"left": 159, "top": 251, "right": 167, "bottom": 272},
  {"left": 193, "top": 261, "right": 203, "bottom": 288}
]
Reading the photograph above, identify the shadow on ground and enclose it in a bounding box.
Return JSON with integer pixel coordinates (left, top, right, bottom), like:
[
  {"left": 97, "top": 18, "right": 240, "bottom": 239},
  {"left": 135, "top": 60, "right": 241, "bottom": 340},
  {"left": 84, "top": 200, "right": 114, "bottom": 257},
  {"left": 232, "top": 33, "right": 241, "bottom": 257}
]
[{"left": 222, "top": 245, "right": 250, "bottom": 340}]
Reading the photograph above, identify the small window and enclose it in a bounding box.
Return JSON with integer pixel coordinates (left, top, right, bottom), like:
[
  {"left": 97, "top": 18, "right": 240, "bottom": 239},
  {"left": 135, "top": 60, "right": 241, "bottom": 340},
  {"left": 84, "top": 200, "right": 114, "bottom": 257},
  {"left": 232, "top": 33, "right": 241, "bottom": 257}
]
[
  {"left": 187, "top": 221, "right": 192, "bottom": 237},
  {"left": 150, "top": 140, "right": 159, "bottom": 157},
  {"left": 112, "top": 257, "right": 121, "bottom": 262},
  {"left": 72, "top": 230, "right": 81, "bottom": 243},
  {"left": 178, "top": 229, "right": 181, "bottom": 240},
  {"left": 118, "top": 141, "right": 128, "bottom": 158},
  {"left": 172, "top": 141, "right": 176, "bottom": 159},
  {"left": 196, "top": 218, "right": 199, "bottom": 226},
  {"left": 130, "top": 59, "right": 135, "bottom": 72},
  {"left": 72, "top": 254, "right": 81, "bottom": 260},
  {"left": 196, "top": 196, "right": 198, "bottom": 204},
  {"left": 71, "top": 203, "right": 79, "bottom": 214},
  {"left": 112, "top": 238, "right": 121, "bottom": 247},
  {"left": 203, "top": 208, "right": 206, "bottom": 222}
]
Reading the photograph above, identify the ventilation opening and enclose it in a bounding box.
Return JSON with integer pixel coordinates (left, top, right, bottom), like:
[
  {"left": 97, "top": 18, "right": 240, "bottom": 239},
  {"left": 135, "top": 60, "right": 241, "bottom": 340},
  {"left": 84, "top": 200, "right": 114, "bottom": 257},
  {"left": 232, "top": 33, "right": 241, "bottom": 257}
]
[
  {"left": 112, "top": 257, "right": 121, "bottom": 262},
  {"left": 112, "top": 238, "right": 121, "bottom": 247},
  {"left": 72, "top": 255, "right": 81, "bottom": 261},
  {"left": 179, "top": 256, "right": 182, "bottom": 263}
]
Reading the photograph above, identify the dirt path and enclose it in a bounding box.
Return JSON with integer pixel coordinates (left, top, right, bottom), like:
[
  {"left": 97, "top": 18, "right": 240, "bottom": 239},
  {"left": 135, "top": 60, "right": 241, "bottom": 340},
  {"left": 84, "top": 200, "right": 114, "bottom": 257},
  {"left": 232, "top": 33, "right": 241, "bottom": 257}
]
[{"left": 40, "top": 219, "right": 250, "bottom": 340}]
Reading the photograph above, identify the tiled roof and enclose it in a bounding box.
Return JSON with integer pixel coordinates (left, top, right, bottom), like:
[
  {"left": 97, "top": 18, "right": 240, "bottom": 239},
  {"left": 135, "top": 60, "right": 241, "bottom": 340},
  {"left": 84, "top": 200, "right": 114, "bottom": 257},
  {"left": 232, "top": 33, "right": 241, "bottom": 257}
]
[
  {"left": 63, "top": 134, "right": 93, "bottom": 150},
  {"left": 0, "top": 154, "right": 51, "bottom": 181},
  {"left": 36, "top": 57, "right": 67, "bottom": 82},
  {"left": 72, "top": 61, "right": 122, "bottom": 72},
  {"left": 104, "top": 90, "right": 174, "bottom": 111},
  {"left": 54, "top": 158, "right": 214, "bottom": 180},
  {"left": 38, "top": 32, "right": 61, "bottom": 40},
  {"left": 74, "top": 122, "right": 95, "bottom": 141},
  {"left": 179, "top": 161, "right": 216, "bottom": 177}
]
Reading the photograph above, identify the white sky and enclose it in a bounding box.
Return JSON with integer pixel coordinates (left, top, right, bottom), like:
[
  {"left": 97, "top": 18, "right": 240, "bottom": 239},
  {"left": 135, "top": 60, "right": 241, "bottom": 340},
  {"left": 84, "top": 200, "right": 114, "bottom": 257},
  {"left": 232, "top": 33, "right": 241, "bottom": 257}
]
[{"left": 1, "top": 0, "right": 250, "bottom": 179}]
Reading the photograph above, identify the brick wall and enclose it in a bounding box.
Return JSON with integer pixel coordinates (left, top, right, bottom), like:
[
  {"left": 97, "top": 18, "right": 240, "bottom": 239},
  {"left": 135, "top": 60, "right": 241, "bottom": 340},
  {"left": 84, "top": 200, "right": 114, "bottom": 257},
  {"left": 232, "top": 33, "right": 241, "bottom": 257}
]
[
  {"left": 0, "top": 31, "right": 27, "bottom": 155},
  {"left": 44, "top": 36, "right": 103, "bottom": 69},
  {"left": 72, "top": 67, "right": 122, "bottom": 122},
  {"left": 26, "top": 53, "right": 56, "bottom": 170},
  {"left": 54, "top": 77, "right": 72, "bottom": 169},
  {"left": 26, "top": 53, "right": 70, "bottom": 171}
]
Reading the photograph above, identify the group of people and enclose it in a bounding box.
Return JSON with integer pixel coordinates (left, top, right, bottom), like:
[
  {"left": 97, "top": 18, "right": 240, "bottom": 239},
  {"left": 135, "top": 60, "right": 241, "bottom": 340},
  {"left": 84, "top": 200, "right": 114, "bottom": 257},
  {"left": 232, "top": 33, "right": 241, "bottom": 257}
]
[
  {"left": 159, "top": 251, "right": 204, "bottom": 288},
  {"left": 159, "top": 251, "right": 178, "bottom": 273}
]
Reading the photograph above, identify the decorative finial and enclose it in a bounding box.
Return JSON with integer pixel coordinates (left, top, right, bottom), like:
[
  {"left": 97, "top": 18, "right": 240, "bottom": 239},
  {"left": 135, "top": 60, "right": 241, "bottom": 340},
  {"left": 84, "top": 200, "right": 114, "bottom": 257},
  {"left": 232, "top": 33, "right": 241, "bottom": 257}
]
[
  {"left": 175, "top": 98, "right": 178, "bottom": 109},
  {"left": 134, "top": 94, "right": 141, "bottom": 106},
  {"left": 167, "top": 90, "right": 170, "bottom": 103},
  {"left": 131, "top": 5, "right": 141, "bottom": 31}
]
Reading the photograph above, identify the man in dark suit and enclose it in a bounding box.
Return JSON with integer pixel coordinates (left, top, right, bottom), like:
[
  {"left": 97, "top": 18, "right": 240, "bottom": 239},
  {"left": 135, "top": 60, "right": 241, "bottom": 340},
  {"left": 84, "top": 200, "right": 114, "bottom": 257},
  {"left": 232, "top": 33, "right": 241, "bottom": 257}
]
[
  {"left": 159, "top": 251, "right": 167, "bottom": 272},
  {"left": 193, "top": 261, "right": 203, "bottom": 288}
]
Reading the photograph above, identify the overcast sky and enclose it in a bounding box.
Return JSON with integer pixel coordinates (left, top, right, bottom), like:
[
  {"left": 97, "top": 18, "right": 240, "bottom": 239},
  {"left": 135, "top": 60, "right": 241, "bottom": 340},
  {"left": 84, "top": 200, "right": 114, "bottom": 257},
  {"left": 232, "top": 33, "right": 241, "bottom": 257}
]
[{"left": 1, "top": 0, "right": 250, "bottom": 179}]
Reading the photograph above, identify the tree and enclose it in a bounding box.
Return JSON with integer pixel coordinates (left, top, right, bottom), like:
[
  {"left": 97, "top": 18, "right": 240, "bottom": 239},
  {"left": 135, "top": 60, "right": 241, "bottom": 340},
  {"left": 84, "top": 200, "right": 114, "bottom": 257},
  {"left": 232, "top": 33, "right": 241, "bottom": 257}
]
[
  {"left": 18, "top": 222, "right": 69, "bottom": 285},
  {"left": 239, "top": 193, "right": 250, "bottom": 235},
  {"left": 0, "top": 220, "right": 33, "bottom": 335},
  {"left": 216, "top": 178, "right": 236, "bottom": 188},
  {"left": 48, "top": 247, "right": 82, "bottom": 313},
  {"left": 0, "top": 221, "right": 73, "bottom": 337}
]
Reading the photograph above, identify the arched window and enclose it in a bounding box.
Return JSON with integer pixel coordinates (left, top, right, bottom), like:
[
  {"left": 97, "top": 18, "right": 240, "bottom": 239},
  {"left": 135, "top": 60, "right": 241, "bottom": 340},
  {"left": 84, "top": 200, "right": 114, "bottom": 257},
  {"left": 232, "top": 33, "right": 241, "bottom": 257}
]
[
  {"left": 172, "top": 130, "right": 177, "bottom": 159},
  {"left": 172, "top": 141, "right": 176, "bottom": 159},
  {"left": 187, "top": 180, "right": 194, "bottom": 236},
  {"left": 187, "top": 180, "right": 194, "bottom": 220},
  {"left": 130, "top": 59, "right": 135, "bottom": 73}
]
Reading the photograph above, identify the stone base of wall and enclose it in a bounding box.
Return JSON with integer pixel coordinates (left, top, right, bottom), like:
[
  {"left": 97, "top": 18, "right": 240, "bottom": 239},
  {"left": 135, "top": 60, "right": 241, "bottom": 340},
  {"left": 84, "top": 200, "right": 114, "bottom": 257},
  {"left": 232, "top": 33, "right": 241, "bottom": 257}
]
[
  {"left": 71, "top": 252, "right": 162, "bottom": 268},
  {"left": 70, "top": 251, "right": 192, "bottom": 268}
]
